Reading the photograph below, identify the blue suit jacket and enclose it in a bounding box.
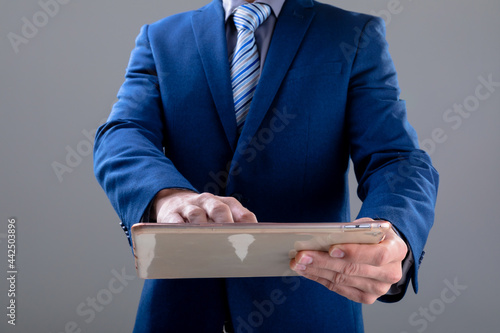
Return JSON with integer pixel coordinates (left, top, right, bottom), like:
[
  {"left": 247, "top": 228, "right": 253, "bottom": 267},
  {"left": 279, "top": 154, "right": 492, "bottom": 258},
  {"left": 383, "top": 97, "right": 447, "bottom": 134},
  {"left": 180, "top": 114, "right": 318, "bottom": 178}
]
[{"left": 94, "top": 0, "right": 439, "bottom": 331}]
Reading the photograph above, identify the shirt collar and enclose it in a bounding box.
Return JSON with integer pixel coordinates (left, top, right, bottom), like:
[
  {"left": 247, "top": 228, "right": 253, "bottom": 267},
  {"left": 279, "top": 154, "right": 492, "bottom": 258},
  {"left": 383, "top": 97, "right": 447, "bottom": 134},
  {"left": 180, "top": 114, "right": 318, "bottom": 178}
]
[{"left": 222, "top": 0, "right": 286, "bottom": 22}]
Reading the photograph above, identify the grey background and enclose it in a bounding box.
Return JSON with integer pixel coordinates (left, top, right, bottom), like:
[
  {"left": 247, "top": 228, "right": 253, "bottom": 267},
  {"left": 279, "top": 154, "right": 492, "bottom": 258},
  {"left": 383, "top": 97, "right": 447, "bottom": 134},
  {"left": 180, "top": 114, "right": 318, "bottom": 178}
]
[{"left": 1, "top": 0, "right": 499, "bottom": 332}]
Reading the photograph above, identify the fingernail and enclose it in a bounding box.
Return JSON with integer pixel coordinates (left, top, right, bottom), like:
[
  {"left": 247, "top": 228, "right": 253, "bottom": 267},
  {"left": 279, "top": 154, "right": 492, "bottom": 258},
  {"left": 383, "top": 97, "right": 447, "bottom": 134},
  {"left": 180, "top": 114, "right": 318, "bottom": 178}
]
[
  {"left": 293, "top": 264, "right": 307, "bottom": 271},
  {"left": 298, "top": 255, "right": 313, "bottom": 265},
  {"left": 330, "top": 248, "right": 345, "bottom": 258}
]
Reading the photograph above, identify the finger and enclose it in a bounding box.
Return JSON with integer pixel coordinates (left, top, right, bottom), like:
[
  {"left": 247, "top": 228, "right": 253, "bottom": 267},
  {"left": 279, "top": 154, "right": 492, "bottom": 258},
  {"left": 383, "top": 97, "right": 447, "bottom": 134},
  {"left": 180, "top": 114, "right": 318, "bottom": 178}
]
[
  {"left": 217, "top": 196, "right": 257, "bottom": 223},
  {"left": 301, "top": 270, "right": 392, "bottom": 302},
  {"left": 293, "top": 251, "right": 402, "bottom": 284},
  {"left": 181, "top": 204, "right": 208, "bottom": 224},
  {"left": 156, "top": 212, "right": 185, "bottom": 224},
  {"left": 329, "top": 232, "right": 407, "bottom": 267},
  {"left": 291, "top": 257, "right": 396, "bottom": 295},
  {"left": 289, "top": 255, "right": 394, "bottom": 303},
  {"left": 193, "top": 193, "right": 234, "bottom": 223},
  {"left": 201, "top": 197, "right": 234, "bottom": 223},
  {"left": 298, "top": 272, "right": 382, "bottom": 304}
]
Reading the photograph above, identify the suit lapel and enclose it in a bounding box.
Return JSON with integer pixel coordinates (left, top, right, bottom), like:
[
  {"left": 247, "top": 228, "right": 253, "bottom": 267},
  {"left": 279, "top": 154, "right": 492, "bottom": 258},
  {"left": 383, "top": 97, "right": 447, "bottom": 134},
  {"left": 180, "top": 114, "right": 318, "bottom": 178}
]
[
  {"left": 238, "top": 0, "right": 315, "bottom": 144},
  {"left": 192, "top": 0, "right": 238, "bottom": 151}
]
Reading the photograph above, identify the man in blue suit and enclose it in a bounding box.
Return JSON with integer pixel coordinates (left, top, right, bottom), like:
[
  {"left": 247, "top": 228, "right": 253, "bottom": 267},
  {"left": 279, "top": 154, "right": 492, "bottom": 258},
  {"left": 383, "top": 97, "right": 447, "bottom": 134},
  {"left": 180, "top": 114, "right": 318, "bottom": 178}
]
[{"left": 94, "top": 0, "right": 439, "bottom": 331}]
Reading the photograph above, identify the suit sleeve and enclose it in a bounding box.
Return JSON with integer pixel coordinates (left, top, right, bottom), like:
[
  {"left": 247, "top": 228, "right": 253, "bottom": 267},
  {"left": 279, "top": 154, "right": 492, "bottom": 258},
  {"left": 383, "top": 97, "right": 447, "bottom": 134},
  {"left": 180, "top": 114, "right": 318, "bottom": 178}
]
[
  {"left": 345, "top": 17, "right": 439, "bottom": 301},
  {"left": 93, "top": 25, "right": 197, "bottom": 243}
]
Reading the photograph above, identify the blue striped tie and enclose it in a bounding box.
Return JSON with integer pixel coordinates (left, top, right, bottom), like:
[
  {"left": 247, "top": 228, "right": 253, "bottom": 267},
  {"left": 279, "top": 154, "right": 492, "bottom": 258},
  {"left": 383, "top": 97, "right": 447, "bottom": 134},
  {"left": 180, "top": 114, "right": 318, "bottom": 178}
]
[{"left": 230, "top": 3, "right": 272, "bottom": 131}]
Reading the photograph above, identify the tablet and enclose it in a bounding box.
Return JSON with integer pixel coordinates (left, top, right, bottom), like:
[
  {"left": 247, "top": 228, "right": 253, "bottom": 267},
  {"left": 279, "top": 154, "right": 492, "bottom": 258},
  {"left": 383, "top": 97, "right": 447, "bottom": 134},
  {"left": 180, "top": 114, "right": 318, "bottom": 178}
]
[{"left": 131, "top": 221, "right": 390, "bottom": 279}]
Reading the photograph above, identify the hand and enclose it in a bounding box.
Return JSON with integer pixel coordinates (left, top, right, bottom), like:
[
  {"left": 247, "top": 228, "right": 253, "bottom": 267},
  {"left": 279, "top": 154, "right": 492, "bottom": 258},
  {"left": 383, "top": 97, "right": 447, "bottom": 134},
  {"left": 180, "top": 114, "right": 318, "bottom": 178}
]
[
  {"left": 290, "top": 218, "right": 408, "bottom": 304},
  {"left": 152, "top": 189, "right": 257, "bottom": 224}
]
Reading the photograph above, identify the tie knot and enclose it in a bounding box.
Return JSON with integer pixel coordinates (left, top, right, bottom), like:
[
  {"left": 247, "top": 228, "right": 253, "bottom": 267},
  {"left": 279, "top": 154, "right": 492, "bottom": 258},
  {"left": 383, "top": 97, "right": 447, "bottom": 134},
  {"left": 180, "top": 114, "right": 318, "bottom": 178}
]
[{"left": 233, "top": 3, "right": 272, "bottom": 33}]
